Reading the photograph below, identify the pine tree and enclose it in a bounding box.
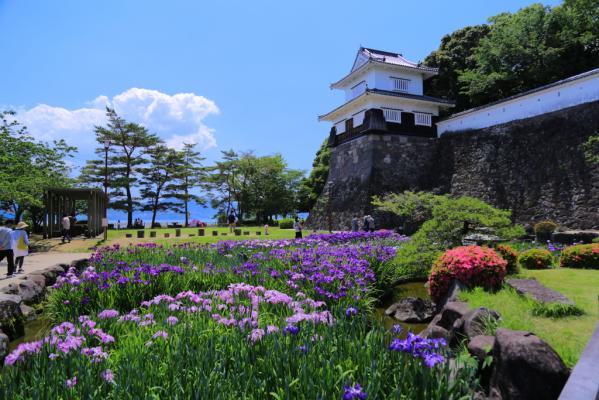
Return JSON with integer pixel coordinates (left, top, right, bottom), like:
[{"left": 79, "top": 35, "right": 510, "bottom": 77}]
[
  {"left": 169, "top": 143, "right": 206, "bottom": 227},
  {"left": 80, "top": 108, "right": 160, "bottom": 228}
]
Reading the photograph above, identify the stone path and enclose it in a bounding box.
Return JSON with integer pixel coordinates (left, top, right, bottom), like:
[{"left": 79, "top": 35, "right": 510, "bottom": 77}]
[
  {"left": 0, "top": 252, "right": 90, "bottom": 291},
  {"left": 507, "top": 278, "right": 574, "bottom": 305}
]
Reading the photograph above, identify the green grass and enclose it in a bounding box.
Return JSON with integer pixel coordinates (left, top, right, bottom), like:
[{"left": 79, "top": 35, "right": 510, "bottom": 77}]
[{"left": 459, "top": 268, "right": 599, "bottom": 367}]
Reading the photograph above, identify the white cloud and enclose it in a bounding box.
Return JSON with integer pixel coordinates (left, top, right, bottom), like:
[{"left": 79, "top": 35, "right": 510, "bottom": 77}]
[{"left": 14, "top": 88, "right": 220, "bottom": 162}]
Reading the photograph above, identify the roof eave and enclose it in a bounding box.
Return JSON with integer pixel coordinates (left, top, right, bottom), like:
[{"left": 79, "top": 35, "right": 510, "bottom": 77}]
[{"left": 330, "top": 60, "right": 439, "bottom": 89}]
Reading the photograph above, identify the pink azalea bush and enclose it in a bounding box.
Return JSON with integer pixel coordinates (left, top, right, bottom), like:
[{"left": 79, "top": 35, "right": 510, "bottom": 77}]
[
  {"left": 428, "top": 245, "right": 507, "bottom": 302},
  {"left": 560, "top": 243, "right": 599, "bottom": 269}
]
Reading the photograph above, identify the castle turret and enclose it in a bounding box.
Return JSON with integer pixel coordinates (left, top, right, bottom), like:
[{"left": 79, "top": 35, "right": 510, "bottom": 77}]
[{"left": 319, "top": 47, "right": 454, "bottom": 146}]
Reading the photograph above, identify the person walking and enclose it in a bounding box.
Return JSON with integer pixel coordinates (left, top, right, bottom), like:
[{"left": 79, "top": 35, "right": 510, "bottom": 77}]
[
  {"left": 351, "top": 215, "right": 360, "bottom": 232},
  {"left": 0, "top": 224, "right": 15, "bottom": 277},
  {"left": 12, "top": 221, "right": 29, "bottom": 273},
  {"left": 117, "top": 220, "right": 121, "bottom": 230},
  {"left": 61, "top": 213, "right": 71, "bottom": 243},
  {"left": 367, "top": 215, "right": 375, "bottom": 232},
  {"left": 362, "top": 215, "right": 370, "bottom": 232},
  {"left": 228, "top": 211, "right": 236, "bottom": 233},
  {"left": 293, "top": 217, "right": 303, "bottom": 239}
]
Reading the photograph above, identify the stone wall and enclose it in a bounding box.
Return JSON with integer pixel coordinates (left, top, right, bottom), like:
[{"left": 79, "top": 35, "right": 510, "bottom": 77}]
[{"left": 308, "top": 100, "right": 599, "bottom": 230}]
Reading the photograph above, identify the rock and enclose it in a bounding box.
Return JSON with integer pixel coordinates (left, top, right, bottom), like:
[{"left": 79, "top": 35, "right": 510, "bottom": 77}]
[
  {"left": 468, "top": 335, "right": 495, "bottom": 362},
  {"left": 45, "top": 264, "right": 67, "bottom": 275},
  {"left": 437, "top": 301, "right": 471, "bottom": 330},
  {"left": 462, "top": 307, "right": 501, "bottom": 339},
  {"left": 0, "top": 283, "right": 18, "bottom": 295},
  {"left": 20, "top": 303, "right": 36, "bottom": 321},
  {"left": 20, "top": 274, "right": 46, "bottom": 290},
  {"left": 0, "top": 330, "right": 9, "bottom": 364},
  {"left": 30, "top": 271, "right": 56, "bottom": 287},
  {"left": 490, "top": 328, "right": 569, "bottom": 400},
  {"left": 70, "top": 258, "right": 89, "bottom": 270},
  {"left": 507, "top": 279, "right": 574, "bottom": 305},
  {"left": 385, "top": 297, "right": 435, "bottom": 323},
  {"left": 0, "top": 294, "right": 24, "bottom": 339},
  {"left": 15, "top": 279, "right": 45, "bottom": 305},
  {"left": 436, "top": 279, "right": 467, "bottom": 311}
]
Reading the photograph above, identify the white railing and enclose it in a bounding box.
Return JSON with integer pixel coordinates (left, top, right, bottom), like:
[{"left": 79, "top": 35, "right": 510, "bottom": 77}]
[
  {"left": 392, "top": 77, "right": 410, "bottom": 92},
  {"left": 383, "top": 108, "right": 402, "bottom": 123},
  {"left": 350, "top": 81, "right": 366, "bottom": 99},
  {"left": 335, "top": 120, "right": 346, "bottom": 133},
  {"left": 414, "top": 112, "right": 432, "bottom": 126}
]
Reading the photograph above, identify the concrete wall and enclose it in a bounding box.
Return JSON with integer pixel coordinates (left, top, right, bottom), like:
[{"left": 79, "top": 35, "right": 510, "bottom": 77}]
[{"left": 438, "top": 69, "right": 599, "bottom": 135}]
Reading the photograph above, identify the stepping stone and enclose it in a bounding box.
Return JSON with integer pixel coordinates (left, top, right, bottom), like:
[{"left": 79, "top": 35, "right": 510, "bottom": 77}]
[{"left": 507, "top": 279, "right": 574, "bottom": 305}]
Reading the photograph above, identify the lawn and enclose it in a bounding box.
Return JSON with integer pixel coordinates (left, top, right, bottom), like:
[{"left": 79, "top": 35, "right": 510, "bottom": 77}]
[
  {"left": 31, "top": 226, "right": 313, "bottom": 253},
  {"left": 460, "top": 267, "right": 599, "bottom": 367}
]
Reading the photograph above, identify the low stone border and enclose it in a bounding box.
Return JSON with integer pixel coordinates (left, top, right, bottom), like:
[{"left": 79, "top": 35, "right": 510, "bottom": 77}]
[
  {"left": 0, "top": 258, "right": 89, "bottom": 363},
  {"left": 507, "top": 278, "right": 574, "bottom": 305}
]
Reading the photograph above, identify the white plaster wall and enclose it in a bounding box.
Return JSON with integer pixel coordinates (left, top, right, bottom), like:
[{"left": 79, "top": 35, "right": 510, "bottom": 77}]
[
  {"left": 343, "top": 68, "right": 424, "bottom": 101},
  {"left": 437, "top": 71, "right": 599, "bottom": 135}
]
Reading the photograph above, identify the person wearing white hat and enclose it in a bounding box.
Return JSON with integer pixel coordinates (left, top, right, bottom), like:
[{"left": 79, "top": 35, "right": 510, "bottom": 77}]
[{"left": 12, "top": 221, "right": 29, "bottom": 273}]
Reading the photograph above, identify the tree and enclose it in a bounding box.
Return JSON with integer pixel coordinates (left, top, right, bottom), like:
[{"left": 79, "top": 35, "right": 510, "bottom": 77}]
[
  {"left": 80, "top": 108, "right": 160, "bottom": 228},
  {"left": 139, "top": 145, "right": 184, "bottom": 228},
  {"left": 206, "top": 150, "right": 240, "bottom": 220},
  {"left": 423, "top": 25, "right": 490, "bottom": 112},
  {"left": 0, "top": 111, "right": 76, "bottom": 227},
  {"left": 372, "top": 191, "right": 446, "bottom": 234},
  {"left": 169, "top": 143, "right": 206, "bottom": 227},
  {"left": 297, "top": 139, "right": 330, "bottom": 212}
]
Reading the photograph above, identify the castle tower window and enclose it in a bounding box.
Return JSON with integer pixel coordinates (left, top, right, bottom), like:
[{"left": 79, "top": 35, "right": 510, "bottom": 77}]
[
  {"left": 414, "top": 112, "right": 432, "bottom": 126},
  {"left": 335, "top": 119, "right": 346, "bottom": 133},
  {"left": 382, "top": 108, "right": 402, "bottom": 123},
  {"left": 391, "top": 77, "right": 410, "bottom": 92}
]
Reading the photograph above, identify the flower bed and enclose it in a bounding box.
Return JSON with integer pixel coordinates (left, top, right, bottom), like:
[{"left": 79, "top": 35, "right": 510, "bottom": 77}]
[{"left": 1, "top": 233, "right": 479, "bottom": 398}]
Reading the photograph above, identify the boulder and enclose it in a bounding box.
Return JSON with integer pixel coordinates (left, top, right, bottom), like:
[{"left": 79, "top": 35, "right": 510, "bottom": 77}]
[
  {"left": 468, "top": 335, "right": 495, "bottom": 362},
  {"left": 436, "top": 279, "right": 467, "bottom": 311},
  {"left": 30, "top": 270, "right": 56, "bottom": 287},
  {"left": 0, "top": 294, "right": 24, "bottom": 339},
  {"left": 46, "top": 264, "right": 67, "bottom": 275},
  {"left": 15, "top": 279, "right": 45, "bottom": 305},
  {"left": 20, "top": 303, "right": 36, "bottom": 321},
  {"left": 384, "top": 297, "right": 435, "bottom": 323},
  {"left": 20, "top": 274, "right": 46, "bottom": 290},
  {"left": 462, "top": 307, "right": 501, "bottom": 339},
  {"left": 0, "top": 283, "right": 18, "bottom": 295},
  {"left": 0, "top": 330, "right": 9, "bottom": 364},
  {"left": 70, "top": 258, "right": 89, "bottom": 270},
  {"left": 437, "top": 301, "right": 471, "bottom": 330},
  {"left": 490, "top": 328, "right": 569, "bottom": 400}
]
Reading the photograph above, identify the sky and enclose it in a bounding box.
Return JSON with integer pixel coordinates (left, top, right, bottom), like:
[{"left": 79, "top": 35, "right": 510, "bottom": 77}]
[{"left": 0, "top": 0, "right": 563, "bottom": 175}]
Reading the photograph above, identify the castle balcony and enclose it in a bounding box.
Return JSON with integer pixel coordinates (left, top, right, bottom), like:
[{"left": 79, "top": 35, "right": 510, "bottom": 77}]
[{"left": 327, "top": 108, "right": 440, "bottom": 147}]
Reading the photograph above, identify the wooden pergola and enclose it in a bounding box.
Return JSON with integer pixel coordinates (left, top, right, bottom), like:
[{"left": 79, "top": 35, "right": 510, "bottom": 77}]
[{"left": 43, "top": 188, "right": 106, "bottom": 238}]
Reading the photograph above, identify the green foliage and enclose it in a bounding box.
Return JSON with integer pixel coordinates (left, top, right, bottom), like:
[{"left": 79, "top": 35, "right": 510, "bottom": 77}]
[
  {"left": 424, "top": 1, "right": 599, "bottom": 110},
  {"left": 531, "top": 302, "right": 584, "bottom": 318},
  {"left": 424, "top": 24, "right": 490, "bottom": 113},
  {"left": 592, "top": 237, "right": 599, "bottom": 243},
  {"left": 0, "top": 110, "right": 76, "bottom": 226},
  {"left": 372, "top": 191, "right": 445, "bottom": 234},
  {"left": 496, "top": 225, "right": 526, "bottom": 240},
  {"left": 518, "top": 248, "right": 554, "bottom": 269},
  {"left": 413, "top": 196, "right": 513, "bottom": 249},
  {"left": 533, "top": 220, "right": 558, "bottom": 235},
  {"left": 495, "top": 244, "right": 520, "bottom": 274},
  {"left": 298, "top": 139, "right": 330, "bottom": 212},
  {"left": 581, "top": 133, "right": 599, "bottom": 165},
  {"left": 207, "top": 151, "right": 303, "bottom": 223},
  {"left": 80, "top": 108, "right": 160, "bottom": 228},
  {"left": 278, "top": 218, "right": 294, "bottom": 229},
  {"left": 377, "top": 195, "right": 517, "bottom": 283},
  {"left": 560, "top": 243, "right": 599, "bottom": 269}
]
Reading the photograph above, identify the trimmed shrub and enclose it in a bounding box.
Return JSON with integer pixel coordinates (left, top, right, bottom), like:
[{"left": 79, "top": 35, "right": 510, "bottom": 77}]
[
  {"left": 428, "top": 245, "right": 507, "bottom": 302},
  {"left": 278, "top": 218, "right": 294, "bottom": 229},
  {"left": 495, "top": 244, "right": 519, "bottom": 274},
  {"left": 534, "top": 220, "right": 557, "bottom": 241},
  {"left": 560, "top": 243, "right": 599, "bottom": 269},
  {"left": 518, "top": 248, "right": 553, "bottom": 269},
  {"left": 592, "top": 237, "right": 599, "bottom": 244}
]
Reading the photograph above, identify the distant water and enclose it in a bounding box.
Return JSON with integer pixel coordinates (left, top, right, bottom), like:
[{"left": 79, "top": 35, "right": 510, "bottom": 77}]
[{"left": 108, "top": 203, "right": 217, "bottom": 226}]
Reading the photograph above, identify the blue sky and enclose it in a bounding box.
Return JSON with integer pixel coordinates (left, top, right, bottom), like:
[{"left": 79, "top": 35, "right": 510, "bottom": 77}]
[{"left": 0, "top": 0, "right": 560, "bottom": 173}]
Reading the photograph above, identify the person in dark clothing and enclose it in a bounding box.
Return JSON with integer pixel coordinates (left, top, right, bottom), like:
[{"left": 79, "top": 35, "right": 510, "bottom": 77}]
[
  {"left": 293, "top": 217, "right": 303, "bottom": 239},
  {"left": 228, "top": 211, "right": 236, "bottom": 233}
]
